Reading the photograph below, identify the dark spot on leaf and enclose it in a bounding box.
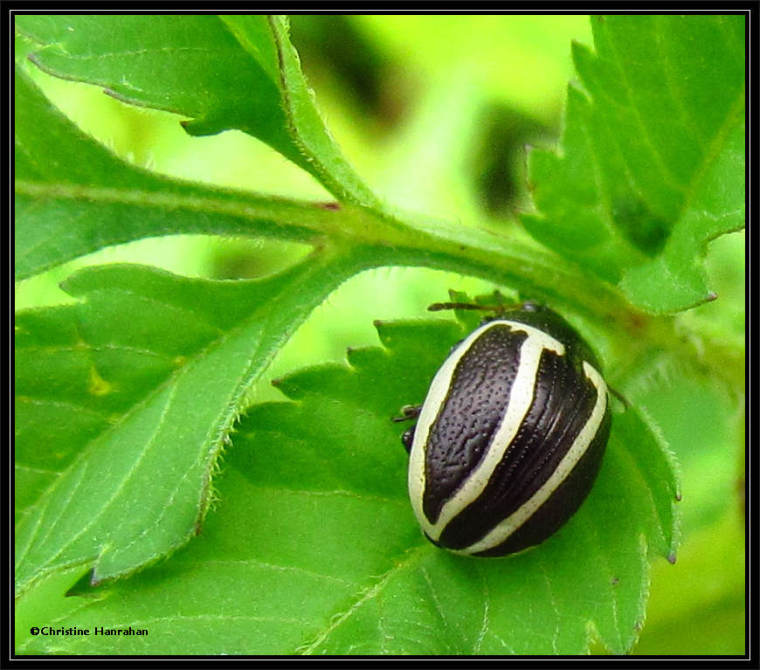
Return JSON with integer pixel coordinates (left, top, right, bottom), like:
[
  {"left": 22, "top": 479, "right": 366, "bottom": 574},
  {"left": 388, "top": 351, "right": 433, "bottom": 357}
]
[
  {"left": 611, "top": 576, "right": 620, "bottom": 586},
  {"left": 611, "top": 197, "right": 670, "bottom": 256},
  {"left": 271, "top": 378, "right": 282, "bottom": 387},
  {"left": 667, "top": 552, "right": 677, "bottom": 565},
  {"left": 318, "top": 202, "right": 341, "bottom": 210}
]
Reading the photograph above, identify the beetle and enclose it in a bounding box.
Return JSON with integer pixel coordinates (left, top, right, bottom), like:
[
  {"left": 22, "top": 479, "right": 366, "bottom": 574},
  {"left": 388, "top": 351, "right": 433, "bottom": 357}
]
[{"left": 395, "top": 299, "right": 612, "bottom": 557}]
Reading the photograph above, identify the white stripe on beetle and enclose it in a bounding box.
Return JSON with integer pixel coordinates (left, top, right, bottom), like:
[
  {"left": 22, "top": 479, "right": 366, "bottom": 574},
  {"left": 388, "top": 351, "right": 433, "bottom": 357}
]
[
  {"left": 407, "top": 319, "right": 565, "bottom": 542},
  {"left": 458, "top": 361, "right": 608, "bottom": 555}
]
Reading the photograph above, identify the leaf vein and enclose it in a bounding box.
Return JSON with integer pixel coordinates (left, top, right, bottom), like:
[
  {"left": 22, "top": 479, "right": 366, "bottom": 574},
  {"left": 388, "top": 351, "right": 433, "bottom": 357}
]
[
  {"left": 296, "top": 545, "right": 428, "bottom": 654},
  {"left": 189, "top": 558, "right": 353, "bottom": 587},
  {"left": 42, "top": 382, "right": 180, "bottom": 568}
]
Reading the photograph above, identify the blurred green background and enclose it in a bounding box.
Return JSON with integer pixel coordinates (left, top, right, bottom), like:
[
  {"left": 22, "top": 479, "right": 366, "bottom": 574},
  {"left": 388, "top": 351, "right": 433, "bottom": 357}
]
[{"left": 15, "top": 15, "right": 744, "bottom": 655}]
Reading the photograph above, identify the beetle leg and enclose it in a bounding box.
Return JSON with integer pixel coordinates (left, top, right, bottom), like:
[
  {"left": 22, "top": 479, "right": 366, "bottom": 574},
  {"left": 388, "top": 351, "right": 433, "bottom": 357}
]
[
  {"left": 392, "top": 405, "right": 422, "bottom": 454},
  {"left": 401, "top": 425, "right": 416, "bottom": 453},
  {"left": 392, "top": 404, "right": 421, "bottom": 423}
]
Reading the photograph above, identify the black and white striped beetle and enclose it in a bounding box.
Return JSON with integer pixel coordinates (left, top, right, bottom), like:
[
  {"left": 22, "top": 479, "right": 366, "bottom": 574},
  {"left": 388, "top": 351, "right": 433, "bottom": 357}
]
[{"left": 396, "top": 300, "right": 612, "bottom": 557}]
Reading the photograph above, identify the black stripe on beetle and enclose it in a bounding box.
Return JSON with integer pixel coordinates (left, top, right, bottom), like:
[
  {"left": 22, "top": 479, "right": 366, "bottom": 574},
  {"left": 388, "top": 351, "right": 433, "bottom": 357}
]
[{"left": 401, "top": 302, "right": 611, "bottom": 557}]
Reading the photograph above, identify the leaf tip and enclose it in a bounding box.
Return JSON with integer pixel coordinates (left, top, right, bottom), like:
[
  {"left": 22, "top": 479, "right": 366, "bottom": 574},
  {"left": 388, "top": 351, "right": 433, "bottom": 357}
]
[
  {"left": 64, "top": 569, "right": 101, "bottom": 598},
  {"left": 181, "top": 116, "right": 224, "bottom": 138},
  {"left": 666, "top": 551, "right": 677, "bottom": 565}
]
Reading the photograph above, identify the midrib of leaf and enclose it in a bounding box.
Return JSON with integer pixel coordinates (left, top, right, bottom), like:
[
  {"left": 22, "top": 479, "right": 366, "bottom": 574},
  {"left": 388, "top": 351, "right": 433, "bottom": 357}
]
[
  {"left": 14, "top": 180, "right": 336, "bottom": 244},
  {"left": 296, "top": 543, "right": 430, "bottom": 654}
]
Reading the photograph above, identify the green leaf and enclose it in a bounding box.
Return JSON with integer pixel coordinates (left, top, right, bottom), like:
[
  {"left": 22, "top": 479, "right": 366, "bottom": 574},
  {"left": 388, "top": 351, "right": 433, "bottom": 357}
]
[
  {"left": 16, "top": 317, "right": 680, "bottom": 654},
  {"left": 13, "top": 43, "right": 637, "bottom": 327},
  {"left": 526, "top": 15, "right": 745, "bottom": 313},
  {"left": 229, "top": 16, "right": 380, "bottom": 206},
  {"left": 14, "top": 65, "right": 342, "bottom": 281},
  {"left": 14, "top": 254, "right": 354, "bottom": 597},
  {"left": 16, "top": 15, "right": 291, "bottom": 159},
  {"left": 620, "top": 120, "right": 745, "bottom": 311},
  {"left": 12, "top": 15, "right": 742, "bottom": 656},
  {"left": 16, "top": 14, "right": 377, "bottom": 206}
]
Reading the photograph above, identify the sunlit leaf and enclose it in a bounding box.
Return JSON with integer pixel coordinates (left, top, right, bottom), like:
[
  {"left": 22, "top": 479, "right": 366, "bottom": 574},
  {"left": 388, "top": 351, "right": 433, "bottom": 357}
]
[
  {"left": 526, "top": 15, "right": 744, "bottom": 312},
  {"left": 16, "top": 317, "right": 679, "bottom": 654},
  {"left": 15, "top": 255, "right": 354, "bottom": 596},
  {"left": 16, "top": 15, "right": 377, "bottom": 205}
]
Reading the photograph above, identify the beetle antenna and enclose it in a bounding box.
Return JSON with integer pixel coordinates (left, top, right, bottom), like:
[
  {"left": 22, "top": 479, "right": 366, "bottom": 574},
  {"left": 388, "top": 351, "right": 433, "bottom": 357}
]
[
  {"left": 608, "top": 386, "right": 630, "bottom": 410},
  {"left": 428, "top": 302, "right": 502, "bottom": 312}
]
